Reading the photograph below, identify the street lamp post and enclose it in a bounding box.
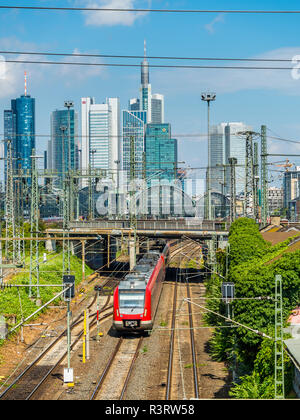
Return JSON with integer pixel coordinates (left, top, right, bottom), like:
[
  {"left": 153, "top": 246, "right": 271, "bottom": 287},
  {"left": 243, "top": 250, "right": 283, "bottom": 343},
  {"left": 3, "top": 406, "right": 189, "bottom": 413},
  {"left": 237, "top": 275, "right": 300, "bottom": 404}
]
[{"left": 201, "top": 92, "right": 216, "bottom": 221}]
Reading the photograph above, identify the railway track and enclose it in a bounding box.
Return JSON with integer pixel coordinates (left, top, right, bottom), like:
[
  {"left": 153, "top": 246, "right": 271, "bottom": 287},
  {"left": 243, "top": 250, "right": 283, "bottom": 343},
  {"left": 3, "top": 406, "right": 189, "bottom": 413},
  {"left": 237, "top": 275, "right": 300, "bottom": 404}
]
[
  {"left": 165, "top": 240, "right": 201, "bottom": 400},
  {"left": 0, "top": 271, "right": 121, "bottom": 401},
  {"left": 90, "top": 335, "right": 144, "bottom": 400}
]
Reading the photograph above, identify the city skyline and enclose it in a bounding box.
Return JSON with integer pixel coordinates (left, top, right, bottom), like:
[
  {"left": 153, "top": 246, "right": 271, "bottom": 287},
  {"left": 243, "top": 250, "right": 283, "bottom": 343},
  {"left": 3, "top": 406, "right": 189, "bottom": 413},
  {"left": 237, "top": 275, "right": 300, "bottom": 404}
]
[{"left": 0, "top": 0, "right": 299, "bottom": 175}]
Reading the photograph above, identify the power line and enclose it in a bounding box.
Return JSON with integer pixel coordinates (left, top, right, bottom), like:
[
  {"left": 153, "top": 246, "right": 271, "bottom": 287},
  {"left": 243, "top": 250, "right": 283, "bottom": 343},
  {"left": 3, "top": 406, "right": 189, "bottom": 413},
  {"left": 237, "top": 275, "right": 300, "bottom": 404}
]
[
  {"left": 0, "top": 6, "right": 300, "bottom": 14},
  {"left": 2, "top": 58, "right": 297, "bottom": 71},
  {"left": 1, "top": 131, "right": 300, "bottom": 145},
  {"left": 0, "top": 50, "right": 296, "bottom": 63}
]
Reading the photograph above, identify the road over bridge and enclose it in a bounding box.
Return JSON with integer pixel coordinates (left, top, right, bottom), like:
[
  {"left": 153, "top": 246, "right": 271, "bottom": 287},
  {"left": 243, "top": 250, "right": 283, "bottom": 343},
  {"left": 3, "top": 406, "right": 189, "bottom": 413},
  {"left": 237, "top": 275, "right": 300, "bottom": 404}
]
[{"left": 47, "top": 219, "right": 230, "bottom": 240}]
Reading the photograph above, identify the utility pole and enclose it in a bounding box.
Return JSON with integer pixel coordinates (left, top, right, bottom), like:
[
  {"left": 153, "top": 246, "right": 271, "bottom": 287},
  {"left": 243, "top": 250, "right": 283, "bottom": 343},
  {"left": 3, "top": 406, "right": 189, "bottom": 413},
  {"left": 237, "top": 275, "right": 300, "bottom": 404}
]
[
  {"left": 238, "top": 131, "right": 259, "bottom": 218},
  {"left": 63, "top": 175, "right": 71, "bottom": 275},
  {"left": 129, "top": 135, "right": 137, "bottom": 268},
  {"left": 261, "top": 125, "right": 268, "bottom": 226},
  {"left": 64, "top": 100, "right": 74, "bottom": 175},
  {"left": 88, "top": 149, "right": 96, "bottom": 220},
  {"left": 253, "top": 142, "right": 260, "bottom": 222},
  {"left": 29, "top": 150, "right": 42, "bottom": 303},
  {"left": 5, "top": 139, "right": 16, "bottom": 262},
  {"left": 228, "top": 158, "right": 237, "bottom": 224},
  {"left": 201, "top": 92, "right": 216, "bottom": 221},
  {"left": 274, "top": 274, "right": 285, "bottom": 400}
]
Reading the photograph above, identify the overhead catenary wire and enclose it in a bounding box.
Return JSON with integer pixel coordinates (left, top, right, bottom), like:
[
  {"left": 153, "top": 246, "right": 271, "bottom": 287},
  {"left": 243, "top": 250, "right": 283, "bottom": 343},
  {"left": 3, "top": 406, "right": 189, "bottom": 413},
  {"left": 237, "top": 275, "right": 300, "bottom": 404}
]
[
  {"left": 1, "top": 58, "right": 298, "bottom": 71},
  {"left": 0, "top": 49, "right": 298, "bottom": 63},
  {"left": 1, "top": 5, "right": 300, "bottom": 14}
]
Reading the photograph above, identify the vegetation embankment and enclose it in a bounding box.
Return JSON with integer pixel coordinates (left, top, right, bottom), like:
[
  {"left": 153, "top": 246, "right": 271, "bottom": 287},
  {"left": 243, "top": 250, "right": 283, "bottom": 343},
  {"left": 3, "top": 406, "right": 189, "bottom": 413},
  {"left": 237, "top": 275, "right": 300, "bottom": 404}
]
[
  {"left": 205, "top": 218, "right": 300, "bottom": 399},
  {"left": 0, "top": 223, "right": 94, "bottom": 348}
]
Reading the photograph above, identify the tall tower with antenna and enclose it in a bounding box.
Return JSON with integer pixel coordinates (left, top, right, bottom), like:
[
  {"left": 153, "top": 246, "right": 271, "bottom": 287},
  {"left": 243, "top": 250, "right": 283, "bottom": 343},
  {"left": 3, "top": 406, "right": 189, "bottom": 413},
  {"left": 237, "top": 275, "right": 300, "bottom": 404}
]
[{"left": 140, "top": 40, "right": 152, "bottom": 123}]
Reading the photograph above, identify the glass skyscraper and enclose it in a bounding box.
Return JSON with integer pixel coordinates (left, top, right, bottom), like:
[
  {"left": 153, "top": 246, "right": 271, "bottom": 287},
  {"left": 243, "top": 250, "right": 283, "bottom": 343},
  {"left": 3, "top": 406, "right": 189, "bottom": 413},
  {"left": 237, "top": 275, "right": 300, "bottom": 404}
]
[
  {"left": 122, "top": 110, "right": 147, "bottom": 180},
  {"left": 4, "top": 94, "right": 35, "bottom": 177},
  {"left": 48, "top": 109, "right": 78, "bottom": 186},
  {"left": 145, "top": 123, "right": 178, "bottom": 181}
]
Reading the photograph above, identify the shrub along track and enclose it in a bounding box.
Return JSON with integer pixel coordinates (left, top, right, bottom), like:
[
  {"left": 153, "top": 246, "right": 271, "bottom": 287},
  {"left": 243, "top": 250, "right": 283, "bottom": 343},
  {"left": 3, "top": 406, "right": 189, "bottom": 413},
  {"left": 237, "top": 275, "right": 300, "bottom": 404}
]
[{"left": 0, "top": 258, "right": 129, "bottom": 400}]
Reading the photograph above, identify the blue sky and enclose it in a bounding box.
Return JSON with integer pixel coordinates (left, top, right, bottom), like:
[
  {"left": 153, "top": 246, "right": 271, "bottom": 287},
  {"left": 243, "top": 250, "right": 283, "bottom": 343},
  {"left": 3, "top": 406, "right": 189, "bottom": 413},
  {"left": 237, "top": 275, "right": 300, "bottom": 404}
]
[{"left": 0, "top": 0, "right": 300, "bottom": 180}]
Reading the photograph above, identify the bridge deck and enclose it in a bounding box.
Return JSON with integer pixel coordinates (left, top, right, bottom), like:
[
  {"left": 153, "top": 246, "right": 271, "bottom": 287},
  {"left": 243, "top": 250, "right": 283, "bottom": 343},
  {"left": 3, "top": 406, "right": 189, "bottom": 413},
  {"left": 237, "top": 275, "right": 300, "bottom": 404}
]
[{"left": 47, "top": 219, "right": 229, "bottom": 239}]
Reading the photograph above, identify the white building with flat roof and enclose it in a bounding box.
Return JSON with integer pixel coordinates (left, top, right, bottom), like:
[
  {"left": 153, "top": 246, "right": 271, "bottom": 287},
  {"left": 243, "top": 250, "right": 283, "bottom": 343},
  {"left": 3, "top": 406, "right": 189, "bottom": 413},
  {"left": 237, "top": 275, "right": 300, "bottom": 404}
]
[
  {"left": 81, "top": 97, "right": 120, "bottom": 186},
  {"left": 210, "top": 122, "right": 252, "bottom": 195}
]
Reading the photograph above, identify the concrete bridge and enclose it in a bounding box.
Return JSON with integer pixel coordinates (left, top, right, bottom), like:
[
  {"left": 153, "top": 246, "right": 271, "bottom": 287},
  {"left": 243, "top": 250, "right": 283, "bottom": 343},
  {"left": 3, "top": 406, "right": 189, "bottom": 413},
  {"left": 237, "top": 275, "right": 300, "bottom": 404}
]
[{"left": 61, "top": 219, "right": 229, "bottom": 239}]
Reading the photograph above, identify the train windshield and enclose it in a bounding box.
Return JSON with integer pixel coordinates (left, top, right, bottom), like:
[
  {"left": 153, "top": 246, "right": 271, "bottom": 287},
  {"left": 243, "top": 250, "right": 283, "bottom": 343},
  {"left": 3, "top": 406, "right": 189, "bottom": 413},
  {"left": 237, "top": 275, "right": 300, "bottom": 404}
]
[{"left": 119, "top": 290, "right": 145, "bottom": 309}]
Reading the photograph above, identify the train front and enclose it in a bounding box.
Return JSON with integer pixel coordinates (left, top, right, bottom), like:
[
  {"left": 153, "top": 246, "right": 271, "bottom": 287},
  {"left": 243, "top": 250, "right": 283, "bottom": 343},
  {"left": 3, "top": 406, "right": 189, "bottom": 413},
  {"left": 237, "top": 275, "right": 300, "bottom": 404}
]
[{"left": 113, "top": 273, "right": 151, "bottom": 332}]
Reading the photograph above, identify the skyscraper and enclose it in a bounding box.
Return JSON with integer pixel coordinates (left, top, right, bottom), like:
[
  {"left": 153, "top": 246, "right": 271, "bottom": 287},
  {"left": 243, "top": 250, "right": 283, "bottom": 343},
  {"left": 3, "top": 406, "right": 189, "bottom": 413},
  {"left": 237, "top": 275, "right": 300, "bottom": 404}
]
[
  {"left": 210, "top": 123, "right": 227, "bottom": 194},
  {"left": 145, "top": 123, "right": 177, "bottom": 181},
  {"left": 4, "top": 85, "right": 35, "bottom": 181},
  {"left": 224, "top": 122, "right": 252, "bottom": 195},
  {"left": 122, "top": 110, "right": 147, "bottom": 180},
  {"left": 48, "top": 108, "right": 78, "bottom": 186},
  {"left": 129, "top": 98, "right": 140, "bottom": 111},
  {"left": 209, "top": 122, "right": 252, "bottom": 195},
  {"left": 151, "top": 93, "right": 164, "bottom": 124},
  {"left": 81, "top": 97, "right": 121, "bottom": 185},
  {"left": 140, "top": 41, "right": 152, "bottom": 123}
]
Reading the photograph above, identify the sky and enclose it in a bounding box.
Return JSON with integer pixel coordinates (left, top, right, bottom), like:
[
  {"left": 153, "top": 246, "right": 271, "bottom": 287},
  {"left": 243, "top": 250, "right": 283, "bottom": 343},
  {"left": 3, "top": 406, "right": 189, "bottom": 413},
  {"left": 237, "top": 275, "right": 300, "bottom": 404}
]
[{"left": 0, "top": 0, "right": 300, "bottom": 184}]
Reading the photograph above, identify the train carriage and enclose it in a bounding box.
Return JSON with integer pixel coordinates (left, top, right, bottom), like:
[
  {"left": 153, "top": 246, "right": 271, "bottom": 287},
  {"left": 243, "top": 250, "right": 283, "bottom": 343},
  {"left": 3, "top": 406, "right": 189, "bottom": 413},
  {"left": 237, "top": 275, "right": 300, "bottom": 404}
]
[{"left": 113, "top": 244, "right": 170, "bottom": 332}]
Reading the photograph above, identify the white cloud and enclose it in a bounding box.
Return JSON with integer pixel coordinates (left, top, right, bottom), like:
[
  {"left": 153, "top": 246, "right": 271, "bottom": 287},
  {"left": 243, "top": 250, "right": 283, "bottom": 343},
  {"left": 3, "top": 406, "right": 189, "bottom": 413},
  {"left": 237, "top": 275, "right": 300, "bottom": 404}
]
[
  {"left": 81, "top": 0, "right": 149, "bottom": 27},
  {"left": 0, "top": 38, "right": 108, "bottom": 97},
  {"left": 56, "top": 48, "right": 106, "bottom": 83},
  {"left": 152, "top": 47, "right": 300, "bottom": 96},
  {"left": 204, "top": 13, "right": 225, "bottom": 34}
]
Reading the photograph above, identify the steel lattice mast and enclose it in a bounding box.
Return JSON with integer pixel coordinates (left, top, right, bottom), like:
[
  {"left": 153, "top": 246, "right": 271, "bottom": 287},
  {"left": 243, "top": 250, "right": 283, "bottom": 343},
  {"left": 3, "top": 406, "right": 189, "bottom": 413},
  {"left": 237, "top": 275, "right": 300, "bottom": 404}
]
[
  {"left": 228, "top": 157, "right": 237, "bottom": 223},
  {"left": 275, "top": 274, "right": 285, "bottom": 399},
  {"left": 5, "top": 139, "right": 16, "bottom": 262},
  {"left": 238, "top": 131, "right": 259, "bottom": 218},
  {"left": 261, "top": 125, "right": 268, "bottom": 226},
  {"left": 29, "top": 149, "right": 41, "bottom": 300}
]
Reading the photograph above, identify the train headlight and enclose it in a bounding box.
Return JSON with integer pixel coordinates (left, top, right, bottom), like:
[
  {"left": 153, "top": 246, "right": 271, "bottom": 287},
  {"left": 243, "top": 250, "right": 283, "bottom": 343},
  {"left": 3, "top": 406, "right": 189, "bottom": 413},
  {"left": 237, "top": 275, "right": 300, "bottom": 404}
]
[{"left": 144, "top": 309, "right": 147, "bottom": 317}]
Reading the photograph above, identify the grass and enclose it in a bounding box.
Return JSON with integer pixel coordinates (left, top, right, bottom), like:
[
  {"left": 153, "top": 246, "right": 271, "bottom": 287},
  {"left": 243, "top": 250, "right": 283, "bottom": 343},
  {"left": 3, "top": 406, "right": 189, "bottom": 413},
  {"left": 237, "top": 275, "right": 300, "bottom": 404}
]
[{"left": 0, "top": 251, "right": 94, "bottom": 344}]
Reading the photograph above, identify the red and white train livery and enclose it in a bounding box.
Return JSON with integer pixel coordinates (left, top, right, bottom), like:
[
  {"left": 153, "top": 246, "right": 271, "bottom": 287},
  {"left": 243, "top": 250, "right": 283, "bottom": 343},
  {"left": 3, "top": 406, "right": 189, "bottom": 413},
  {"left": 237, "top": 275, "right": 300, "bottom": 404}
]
[{"left": 113, "top": 243, "right": 170, "bottom": 332}]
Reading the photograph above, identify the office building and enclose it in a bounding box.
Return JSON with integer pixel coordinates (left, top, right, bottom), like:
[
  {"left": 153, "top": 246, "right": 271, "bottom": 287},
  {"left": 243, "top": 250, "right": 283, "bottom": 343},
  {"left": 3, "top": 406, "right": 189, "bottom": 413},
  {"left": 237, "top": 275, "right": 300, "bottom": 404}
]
[
  {"left": 129, "top": 98, "right": 140, "bottom": 111},
  {"left": 268, "top": 187, "right": 284, "bottom": 214},
  {"left": 81, "top": 97, "right": 121, "bottom": 186},
  {"left": 4, "top": 93, "right": 35, "bottom": 178},
  {"left": 283, "top": 168, "right": 300, "bottom": 209},
  {"left": 145, "top": 123, "right": 177, "bottom": 181},
  {"left": 122, "top": 110, "right": 147, "bottom": 180},
  {"left": 48, "top": 108, "right": 78, "bottom": 186},
  {"left": 209, "top": 122, "right": 252, "bottom": 195},
  {"left": 151, "top": 93, "right": 164, "bottom": 124}
]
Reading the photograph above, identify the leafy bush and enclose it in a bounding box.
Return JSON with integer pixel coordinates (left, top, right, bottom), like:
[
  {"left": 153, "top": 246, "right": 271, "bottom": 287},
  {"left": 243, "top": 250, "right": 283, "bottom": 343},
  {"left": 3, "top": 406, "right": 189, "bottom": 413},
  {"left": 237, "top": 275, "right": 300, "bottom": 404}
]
[{"left": 206, "top": 218, "right": 299, "bottom": 398}]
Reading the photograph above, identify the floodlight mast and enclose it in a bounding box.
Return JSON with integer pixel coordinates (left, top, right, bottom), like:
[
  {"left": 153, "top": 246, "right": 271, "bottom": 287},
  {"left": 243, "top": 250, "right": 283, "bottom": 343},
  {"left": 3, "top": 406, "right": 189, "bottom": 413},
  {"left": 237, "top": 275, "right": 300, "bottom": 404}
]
[{"left": 201, "top": 92, "right": 216, "bottom": 220}]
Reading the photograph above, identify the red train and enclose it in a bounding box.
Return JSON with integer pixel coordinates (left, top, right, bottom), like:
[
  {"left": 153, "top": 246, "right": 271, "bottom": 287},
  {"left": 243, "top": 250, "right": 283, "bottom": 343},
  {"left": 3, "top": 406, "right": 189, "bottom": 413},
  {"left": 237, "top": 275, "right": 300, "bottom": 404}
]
[{"left": 113, "top": 243, "right": 170, "bottom": 333}]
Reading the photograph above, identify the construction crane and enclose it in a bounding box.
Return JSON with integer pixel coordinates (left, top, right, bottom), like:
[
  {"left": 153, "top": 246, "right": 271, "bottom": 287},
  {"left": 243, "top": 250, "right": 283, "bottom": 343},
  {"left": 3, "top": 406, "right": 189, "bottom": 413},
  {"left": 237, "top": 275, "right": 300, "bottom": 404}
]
[{"left": 274, "top": 159, "right": 294, "bottom": 172}]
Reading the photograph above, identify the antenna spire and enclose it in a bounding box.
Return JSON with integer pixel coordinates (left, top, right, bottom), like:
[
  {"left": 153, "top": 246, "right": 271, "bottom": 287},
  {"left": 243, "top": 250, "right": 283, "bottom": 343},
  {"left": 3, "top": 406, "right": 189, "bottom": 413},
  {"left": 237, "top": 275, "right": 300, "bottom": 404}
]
[{"left": 144, "top": 39, "right": 147, "bottom": 60}]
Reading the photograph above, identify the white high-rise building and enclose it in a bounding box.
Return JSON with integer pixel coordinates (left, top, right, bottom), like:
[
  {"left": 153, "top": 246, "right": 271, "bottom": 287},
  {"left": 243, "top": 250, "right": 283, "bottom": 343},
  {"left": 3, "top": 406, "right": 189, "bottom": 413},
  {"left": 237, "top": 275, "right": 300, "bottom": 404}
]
[
  {"left": 81, "top": 97, "right": 120, "bottom": 186},
  {"left": 209, "top": 122, "right": 252, "bottom": 195},
  {"left": 151, "top": 93, "right": 164, "bottom": 124}
]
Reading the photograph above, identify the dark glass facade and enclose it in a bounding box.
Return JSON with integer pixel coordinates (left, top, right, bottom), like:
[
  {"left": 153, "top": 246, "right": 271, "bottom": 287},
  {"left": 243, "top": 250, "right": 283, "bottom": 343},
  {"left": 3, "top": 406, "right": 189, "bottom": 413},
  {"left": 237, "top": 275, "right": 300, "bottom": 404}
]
[
  {"left": 4, "top": 95, "right": 35, "bottom": 182},
  {"left": 122, "top": 110, "right": 147, "bottom": 180},
  {"left": 145, "top": 123, "right": 178, "bottom": 182},
  {"left": 11, "top": 95, "right": 35, "bottom": 172},
  {"left": 49, "top": 109, "right": 78, "bottom": 187}
]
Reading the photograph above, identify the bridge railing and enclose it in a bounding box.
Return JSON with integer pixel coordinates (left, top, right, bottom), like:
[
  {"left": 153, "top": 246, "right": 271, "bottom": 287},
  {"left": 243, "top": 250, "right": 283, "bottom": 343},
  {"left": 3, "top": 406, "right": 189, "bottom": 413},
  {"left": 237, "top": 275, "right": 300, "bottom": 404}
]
[{"left": 69, "top": 219, "right": 229, "bottom": 232}]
